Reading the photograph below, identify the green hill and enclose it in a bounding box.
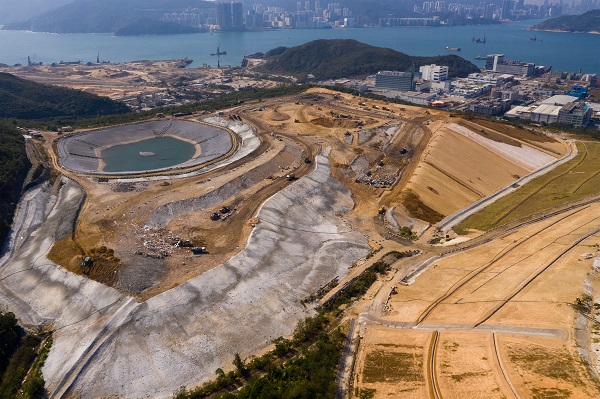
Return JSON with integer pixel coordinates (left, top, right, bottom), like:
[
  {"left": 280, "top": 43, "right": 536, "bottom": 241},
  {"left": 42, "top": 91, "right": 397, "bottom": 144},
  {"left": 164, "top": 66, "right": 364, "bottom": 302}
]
[
  {"left": 532, "top": 9, "right": 600, "bottom": 32},
  {"left": 0, "top": 123, "right": 30, "bottom": 248},
  {"left": 4, "top": 0, "right": 215, "bottom": 34},
  {"left": 0, "top": 73, "right": 129, "bottom": 120},
  {"left": 255, "top": 39, "right": 479, "bottom": 80}
]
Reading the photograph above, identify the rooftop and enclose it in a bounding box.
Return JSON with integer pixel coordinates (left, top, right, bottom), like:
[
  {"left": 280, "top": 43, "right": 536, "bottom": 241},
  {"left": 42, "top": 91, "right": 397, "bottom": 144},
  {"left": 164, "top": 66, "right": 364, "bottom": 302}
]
[{"left": 541, "top": 95, "right": 579, "bottom": 106}]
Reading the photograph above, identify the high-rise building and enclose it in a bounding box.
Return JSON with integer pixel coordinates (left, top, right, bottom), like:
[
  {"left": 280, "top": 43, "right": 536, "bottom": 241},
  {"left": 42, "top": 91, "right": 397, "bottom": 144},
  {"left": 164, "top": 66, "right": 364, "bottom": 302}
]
[
  {"left": 485, "top": 54, "right": 504, "bottom": 71},
  {"left": 375, "top": 71, "right": 414, "bottom": 91},
  {"left": 501, "top": 0, "right": 512, "bottom": 19},
  {"left": 232, "top": 2, "right": 244, "bottom": 29},
  {"left": 217, "top": 2, "right": 233, "bottom": 30}
]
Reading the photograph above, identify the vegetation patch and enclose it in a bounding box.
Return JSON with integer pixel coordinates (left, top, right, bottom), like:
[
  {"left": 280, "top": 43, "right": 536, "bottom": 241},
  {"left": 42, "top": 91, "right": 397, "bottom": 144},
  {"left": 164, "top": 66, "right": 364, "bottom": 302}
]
[
  {"left": 256, "top": 39, "right": 479, "bottom": 80},
  {"left": 363, "top": 349, "right": 424, "bottom": 383},
  {"left": 0, "top": 73, "right": 128, "bottom": 120},
  {"left": 401, "top": 189, "right": 445, "bottom": 224},
  {"left": 462, "top": 118, "right": 557, "bottom": 144},
  {"left": 0, "top": 122, "right": 31, "bottom": 248},
  {"left": 449, "top": 370, "right": 489, "bottom": 382},
  {"left": 0, "top": 312, "right": 51, "bottom": 399},
  {"left": 358, "top": 388, "right": 376, "bottom": 399},
  {"left": 507, "top": 345, "right": 584, "bottom": 385},
  {"left": 456, "top": 142, "right": 600, "bottom": 232},
  {"left": 173, "top": 251, "right": 397, "bottom": 398},
  {"left": 530, "top": 387, "right": 572, "bottom": 399}
]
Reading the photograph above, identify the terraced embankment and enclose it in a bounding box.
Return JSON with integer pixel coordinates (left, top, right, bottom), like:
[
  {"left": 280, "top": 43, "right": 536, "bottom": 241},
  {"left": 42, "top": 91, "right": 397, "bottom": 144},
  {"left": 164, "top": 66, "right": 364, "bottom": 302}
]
[{"left": 0, "top": 156, "right": 369, "bottom": 398}]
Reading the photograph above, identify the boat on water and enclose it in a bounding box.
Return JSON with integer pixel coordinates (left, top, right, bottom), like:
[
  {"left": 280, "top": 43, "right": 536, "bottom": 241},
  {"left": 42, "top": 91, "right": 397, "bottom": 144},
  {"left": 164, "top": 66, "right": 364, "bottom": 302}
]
[
  {"left": 445, "top": 46, "right": 461, "bottom": 51},
  {"left": 530, "top": 34, "right": 537, "bottom": 41},
  {"left": 474, "top": 55, "right": 485, "bottom": 60},
  {"left": 472, "top": 34, "right": 486, "bottom": 44},
  {"left": 210, "top": 44, "right": 227, "bottom": 56}
]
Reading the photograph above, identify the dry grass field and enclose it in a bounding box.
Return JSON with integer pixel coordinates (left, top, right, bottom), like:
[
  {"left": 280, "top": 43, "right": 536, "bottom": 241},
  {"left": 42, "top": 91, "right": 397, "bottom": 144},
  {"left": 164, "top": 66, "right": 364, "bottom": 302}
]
[
  {"left": 456, "top": 141, "right": 600, "bottom": 233},
  {"left": 352, "top": 202, "right": 600, "bottom": 398}
]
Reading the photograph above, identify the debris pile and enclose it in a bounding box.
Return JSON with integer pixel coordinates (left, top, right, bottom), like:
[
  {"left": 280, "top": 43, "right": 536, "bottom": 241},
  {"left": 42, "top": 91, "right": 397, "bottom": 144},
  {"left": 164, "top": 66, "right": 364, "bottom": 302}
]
[
  {"left": 354, "top": 172, "right": 397, "bottom": 188},
  {"left": 132, "top": 224, "right": 199, "bottom": 259}
]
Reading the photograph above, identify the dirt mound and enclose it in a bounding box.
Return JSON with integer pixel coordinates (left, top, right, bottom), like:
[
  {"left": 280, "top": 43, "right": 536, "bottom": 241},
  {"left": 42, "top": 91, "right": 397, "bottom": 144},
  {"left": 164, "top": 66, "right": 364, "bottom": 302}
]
[
  {"left": 310, "top": 117, "right": 357, "bottom": 129},
  {"left": 267, "top": 109, "right": 290, "bottom": 121}
]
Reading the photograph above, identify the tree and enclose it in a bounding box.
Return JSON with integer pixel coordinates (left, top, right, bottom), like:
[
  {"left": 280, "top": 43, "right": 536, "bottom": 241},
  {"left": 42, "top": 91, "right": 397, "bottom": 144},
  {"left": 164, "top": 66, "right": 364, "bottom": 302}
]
[
  {"left": 0, "top": 311, "right": 20, "bottom": 375},
  {"left": 232, "top": 353, "right": 248, "bottom": 378}
]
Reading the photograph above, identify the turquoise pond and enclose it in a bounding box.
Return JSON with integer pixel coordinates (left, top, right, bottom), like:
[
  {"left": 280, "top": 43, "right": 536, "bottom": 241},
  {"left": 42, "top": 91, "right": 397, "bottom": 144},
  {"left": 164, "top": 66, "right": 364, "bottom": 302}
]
[{"left": 101, "top": 136, "right": 196, "bottom": 173}]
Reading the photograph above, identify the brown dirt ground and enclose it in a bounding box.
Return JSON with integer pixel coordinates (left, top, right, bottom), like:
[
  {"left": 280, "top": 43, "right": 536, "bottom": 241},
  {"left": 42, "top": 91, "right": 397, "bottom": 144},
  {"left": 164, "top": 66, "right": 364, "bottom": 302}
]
[{"left": 351, "top": 203, "right": 600, "bottom": 399}]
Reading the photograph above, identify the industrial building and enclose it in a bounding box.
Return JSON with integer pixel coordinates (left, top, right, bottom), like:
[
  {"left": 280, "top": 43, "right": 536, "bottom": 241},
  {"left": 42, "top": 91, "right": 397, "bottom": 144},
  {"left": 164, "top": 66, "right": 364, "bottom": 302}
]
[
  {"left": 419, "top": 64, "right": 449, "bottom": 82},
  {"left": 485, "top": 54, "right": 535, "bottom": 76},
  {"left": 467, "top": 72, "right": 514, "bottom": 88},
  {"left": 505, "top": 95, "right": 592, "bottom": 127},
  {"left": 375, "top": 71, "right": 414, "bottom": 91},
  {"left": 468, "top": 99, "right": 512, "bottom": 116}
]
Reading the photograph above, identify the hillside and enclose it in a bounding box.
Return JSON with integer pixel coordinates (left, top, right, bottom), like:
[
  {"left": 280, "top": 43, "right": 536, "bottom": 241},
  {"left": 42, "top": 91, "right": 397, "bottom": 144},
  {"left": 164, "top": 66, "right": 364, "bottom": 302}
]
[
  {"left": 0, "top": 123, "right": 30, "bottom": 248},
  {"left": 532, "top": 9, "right": 600, "bottom": 32},
  {"left": 114, "top": 18, "right": 207, "bottom": 36},
  {"left": 0, "top": 73, "right": 129, "bottom": 119},
  {"left": 255, "top": 39, "right": 479, "bottom": 80},
  {"left": 3, "top": 0, "right": 215, "bottom": 34}
]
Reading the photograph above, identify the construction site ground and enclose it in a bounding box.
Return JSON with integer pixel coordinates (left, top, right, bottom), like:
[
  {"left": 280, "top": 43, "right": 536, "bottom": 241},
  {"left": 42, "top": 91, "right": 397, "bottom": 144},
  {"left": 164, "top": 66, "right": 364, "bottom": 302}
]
[
  {"left": 2, "top": 86, "right": 600, "bottom": 398},
  {"left": 351, "top": 203, "right": 600, "bottom": 399}
]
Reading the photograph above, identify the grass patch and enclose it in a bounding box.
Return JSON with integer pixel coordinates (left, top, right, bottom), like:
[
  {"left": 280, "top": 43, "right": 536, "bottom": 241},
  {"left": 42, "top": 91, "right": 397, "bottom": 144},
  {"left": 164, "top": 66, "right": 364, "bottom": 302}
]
[
  {"left": 359, "top": 388, "right": 376, "bottom": 399},
  {"left": 363, "top": 350, "right": 424, "bottom": 383},
  {"left": 402, "top": 189, "right": 444, "bottom": 224},
  {"left": 456, "top": 142, "right": 600, "bottom": 232},
  {"left": 530, "top": 387, "right": 572, "bottom": 399},
  {"left": 463, "top": 118, "right": 557, "bottom": 144},
  {"left": 450, "top": 371, "right": 488, "bottom": 382},
  {"left": 508, "top": 345, "right": 584, "bottom": 385}
]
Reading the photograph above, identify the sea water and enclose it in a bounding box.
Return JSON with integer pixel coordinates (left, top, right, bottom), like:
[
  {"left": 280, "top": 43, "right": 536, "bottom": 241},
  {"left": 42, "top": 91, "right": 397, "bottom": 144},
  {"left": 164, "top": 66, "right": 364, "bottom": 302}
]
[{"left": 1, "top": 20, "right": 599, "bottom": 74}]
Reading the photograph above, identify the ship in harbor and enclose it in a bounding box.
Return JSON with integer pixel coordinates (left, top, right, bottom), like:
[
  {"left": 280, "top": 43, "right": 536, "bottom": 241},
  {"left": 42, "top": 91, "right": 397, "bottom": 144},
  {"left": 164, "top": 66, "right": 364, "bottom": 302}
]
[
  {"left": 474, "top": 55, "right": 485, "bottom": 60},
  {"left": 211, "top": 44, "right": 227, "bottom": 56},
  {"left": 445, "top": 46, "right": 461, "bottom": 51},
  {"left": 472, "top": 34, "right": 486, "bottom": 44}
]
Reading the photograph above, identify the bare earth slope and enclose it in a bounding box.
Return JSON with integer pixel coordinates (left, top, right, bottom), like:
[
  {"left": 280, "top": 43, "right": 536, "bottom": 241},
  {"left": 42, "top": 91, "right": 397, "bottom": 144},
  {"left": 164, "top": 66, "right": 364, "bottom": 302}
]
[{"left": 0, "top": 156, "right": 369, "bottom": 398}]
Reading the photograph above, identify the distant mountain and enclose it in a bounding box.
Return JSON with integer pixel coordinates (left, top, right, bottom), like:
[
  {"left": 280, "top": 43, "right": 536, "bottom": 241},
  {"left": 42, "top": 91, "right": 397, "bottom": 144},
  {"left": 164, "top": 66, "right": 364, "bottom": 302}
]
[
  {"left": 0, "top": 73, "right": 129, "bottom": 119},
  {"left": 255, "top": 39, "right": 480, "bottom": 80},
  {"left": 114, "top": 18, "right": 208, "bottom": 36},
  {"left": 3, "top": 0, "right": 215, "bottom": 34},
  {"left": 532, "top": 9, "right": 600, "bottom": 33},
  {"left": 0, "top": 0, "right": 73, "bottom": 25}
]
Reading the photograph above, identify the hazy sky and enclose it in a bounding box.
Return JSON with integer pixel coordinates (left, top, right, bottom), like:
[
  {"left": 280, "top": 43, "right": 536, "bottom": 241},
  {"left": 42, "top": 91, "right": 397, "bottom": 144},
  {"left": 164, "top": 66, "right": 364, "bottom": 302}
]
[{"left": 0, "top": 0, "right": 74, "bottom": 24}]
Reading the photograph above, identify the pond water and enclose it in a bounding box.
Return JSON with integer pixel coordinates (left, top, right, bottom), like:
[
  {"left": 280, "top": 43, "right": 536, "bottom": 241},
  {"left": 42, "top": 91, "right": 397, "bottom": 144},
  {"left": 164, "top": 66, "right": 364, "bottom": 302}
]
[{"left": 101, "top": 136, "right": 196, "bottom": 173}]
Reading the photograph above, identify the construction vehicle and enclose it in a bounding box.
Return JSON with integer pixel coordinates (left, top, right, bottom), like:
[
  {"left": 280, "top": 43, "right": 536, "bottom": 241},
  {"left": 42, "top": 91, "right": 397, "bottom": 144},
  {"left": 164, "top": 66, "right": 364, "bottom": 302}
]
[
  {"left": 191, "top": 247, "right": 207, "bottom": 255},
  {"left": 220, "top": 206, "right": 231, "bottom": 214},
  {"left": 400, "top": 147, "right": 408, "bottom": 154},
  {"left": 304, "top": 157, "right": 311, "bottom": 164},
  {"left": 286, "top": 173, "right": 296, "bottom": 181},
  {"left": 80, "top": 256, "right": 93, "bottom": 272},
  {"left": 378, "top": 206, "right": 386, "bottom": 214},
  {"left": 210, "top": 212, "right": 221, "bottom": 221}
]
